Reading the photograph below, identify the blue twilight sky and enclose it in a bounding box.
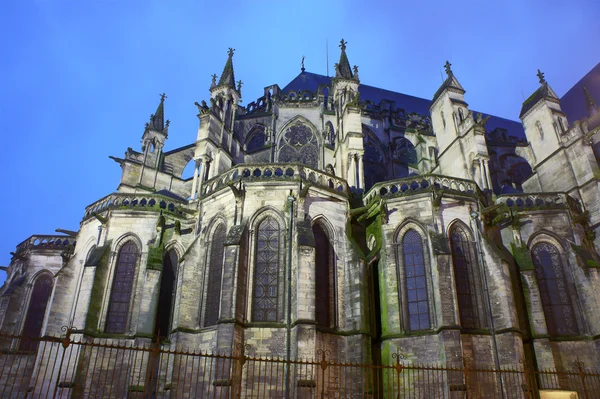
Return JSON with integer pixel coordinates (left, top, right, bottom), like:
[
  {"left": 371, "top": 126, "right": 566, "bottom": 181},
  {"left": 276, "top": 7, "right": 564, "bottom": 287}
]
[{"left": 1, "top": 0, "right": 599, "bottom": 280}]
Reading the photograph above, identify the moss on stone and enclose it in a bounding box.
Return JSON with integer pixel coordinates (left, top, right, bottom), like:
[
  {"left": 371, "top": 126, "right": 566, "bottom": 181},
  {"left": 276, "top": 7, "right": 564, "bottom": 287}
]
[
  {"left": 510, "top": 242, "right": 534, "bottom": 271},
  {"left": 146, "top": 243, "right": 164, "bottom": 271},
  {"left": 84, "top": 240, "right": 113, "bottom": 333}
]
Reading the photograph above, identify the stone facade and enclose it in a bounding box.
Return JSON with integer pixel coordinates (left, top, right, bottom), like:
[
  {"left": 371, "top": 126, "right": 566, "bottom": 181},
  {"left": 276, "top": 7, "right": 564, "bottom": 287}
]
[{"left": 1, "top": 41, "right": 600, "bottom": 395}]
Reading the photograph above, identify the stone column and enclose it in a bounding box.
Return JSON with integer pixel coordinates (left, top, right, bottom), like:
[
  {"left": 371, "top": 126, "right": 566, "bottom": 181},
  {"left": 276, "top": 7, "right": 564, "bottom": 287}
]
[
  {"left": 358, "top": 153, "right": 365, "bottom": 190},
  {"left": 190, "top": 159, "right": 200, "bottom": 199},
  {"left": 347, "top": 153, "right": 356, "bottom": 188},
  {"left": 196, "top": 159, "right": 205, "bottom": 198}
]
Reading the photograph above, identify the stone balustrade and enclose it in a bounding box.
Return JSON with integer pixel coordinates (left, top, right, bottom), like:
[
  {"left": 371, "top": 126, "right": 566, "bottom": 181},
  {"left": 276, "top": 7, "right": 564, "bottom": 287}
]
[
  {"left": 364, "top": 174, "right": 478, "bottom": 204},
  {"left": 83, "top": 193, "right": 188, "bottom": 221},
  {"left": 496, "top": 192, "right": 583, "bottom": 213},
  {"left": 201, "top": 163, "right": 349, "bottom": 197},
  {"left": 15, "top": 235, "right": 76, "bottom": 255}
]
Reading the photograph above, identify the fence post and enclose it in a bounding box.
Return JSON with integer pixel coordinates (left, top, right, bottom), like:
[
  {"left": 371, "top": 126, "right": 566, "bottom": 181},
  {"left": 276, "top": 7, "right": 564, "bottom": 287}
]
[
  {"left": 392, "top": 352, "right": 404, "bottom": 399},
  {"left": 576, "top": 359, "right": 588, "bottom": 399},
  {"left": 52, "top": 326, "right": 75, "bottom": 399},
  {"left": 317, "top": 349, "right": 330, "bottom": 399}
]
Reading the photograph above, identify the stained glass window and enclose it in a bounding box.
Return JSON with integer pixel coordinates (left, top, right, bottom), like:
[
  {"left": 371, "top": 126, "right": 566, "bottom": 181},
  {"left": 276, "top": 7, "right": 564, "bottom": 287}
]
[
  {"left": 532, "top": 242, "right": 578, "bottom": 336},
  {"left": 105, "top": 241, "right": 138, "bottom": 333},
  {"left": 363, "top": 127, "right": 386, "bottom": 189},
  {"left": 154, "top": 250, "right": 177, "bottom": 338},
  {"left": 450, "top": 225, "right": 483, "bottom": 329},
  {"left": 246, "top": 126, "right": 266, "bottom": 152},
  {"left": 402, "top": 230, "right": 430, "bottom": 330},
  {"left": 19, "top": 274, "right": 53, "bottom": 351},
  {"left": 277, "top": 123, "right": 318, "bottom": 168},
  {"left": 204, "top": 224, "right": 226, "bottom": 327},
  {"left": 314, "top": 224, "right": 335, "bottom": 328},
  {"left": 252, "top": 217, "right": 280, "bottom": 322}
]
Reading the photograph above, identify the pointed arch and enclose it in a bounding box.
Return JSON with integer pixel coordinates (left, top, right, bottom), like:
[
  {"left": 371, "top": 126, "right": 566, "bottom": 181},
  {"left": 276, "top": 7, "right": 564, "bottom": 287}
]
[
  {"left": 19, "top": 271, "right": 53, "bottom": 351},
  {"left": 204, "top": 221, "right": 227, "bottom": 327},
  {"left": 246, "top": 124, "right": 267, "bottom": 152},
  {"left": 362, "top": 125, "right": 387, "bottom": 190},
  {"left": 394, "top": 220, "right": 433, "bottom": 332},
  {"left": 531, "top": 241, "right": 579, "bottom": 336},
  {"left": 105, "top": 238, "right": 140, "bottom": 333},
  {"left": 276, "top": 116, "right": 320, "bottom": 168},
  {"left": 312, "top": 218, "right": 337, "bottom": 328},
  {"left": 250, "top": 209, "right": 285, "bottom": 323},
  {"left": 154, "top": 249, "right": 178, "bottom": 337},
  {"left": 325, "top": 121, "right": 335, "bottom": 146},
  {"left": 448, "top": 220, "right": 485, "bottom": 330}
]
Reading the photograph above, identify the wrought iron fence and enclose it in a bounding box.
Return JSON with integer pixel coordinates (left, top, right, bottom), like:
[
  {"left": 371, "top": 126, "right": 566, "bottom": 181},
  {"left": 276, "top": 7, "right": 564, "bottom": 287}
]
[{"left": 0, "top": 329, "right": 599, "bottom": 398}]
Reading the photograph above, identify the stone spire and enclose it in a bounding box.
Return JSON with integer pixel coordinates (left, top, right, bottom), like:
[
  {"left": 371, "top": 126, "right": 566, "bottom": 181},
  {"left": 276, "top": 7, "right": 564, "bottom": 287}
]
[
  {"left": 217, "top": 47, "right": 237, "bottom": 91},
  {"left": 147, "top": 93, "right": 169, "bottom": 134},
  {"left": 335, "top": 39, "right": 357, "bottom": 80},
  {"left": 583, "top": 85, "right": 598, "bottom": 116},
  {"left": 519, "top": 69, "right": 559, "bottom": 118},
  {"left": 432, "top": 60, "right": 465, "bottom": 104}
]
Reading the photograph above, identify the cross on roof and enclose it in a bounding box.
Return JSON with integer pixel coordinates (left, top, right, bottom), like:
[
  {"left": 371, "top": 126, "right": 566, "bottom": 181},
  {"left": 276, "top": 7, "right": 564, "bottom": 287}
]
[
  {"left": 228, "top": 47, "right": 235, "bottom": 57},
  {"left": 237, "top": 80, "right": 243, "bottom": 91},
  {"left": 339, "top": 39, "right": 347, "bottom": 51},
  {"left": 160, "top": 93, "right": 167, "bottom": 101},
  {"left": 444, "top": 61, "right": 452, "bottom": 76},
  {"left": 537, "top": 69, "right": 546, "bottom": 84}
]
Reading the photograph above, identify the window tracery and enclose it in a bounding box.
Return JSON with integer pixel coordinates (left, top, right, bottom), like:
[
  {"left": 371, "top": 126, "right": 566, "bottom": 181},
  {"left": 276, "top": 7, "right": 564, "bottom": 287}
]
[
  {"left": 252, "top": 216, "right": 281, "bottom": 322},
  {"left": 313, "top": 223, "right": 335, "bottom": 328},
  {"left": 105, "top": 240, "right": 138, "bottom": 333},
  {"left": 19, "top": 273, "right": 53, "bottom": 351},
  {"left": 532, "top": 242, "right": 578, "bottom": 336},
  {"left": 401, "top": 229, "right": 430, "bottom": 331},
  {"left": 277, "top": 123, "right": 319, "bottom": 168},
  {"left": 449, "top": 224, "right": 484, "bottom": 329},
  {"left": 204, "top": 224, "right": 226, "bottom": 326}
]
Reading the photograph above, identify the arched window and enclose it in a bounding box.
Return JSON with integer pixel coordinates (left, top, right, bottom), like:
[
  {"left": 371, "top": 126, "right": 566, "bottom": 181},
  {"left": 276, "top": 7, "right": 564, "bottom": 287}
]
[
  {"left": 154, "top": 249, "right": 177, "bottom": 338},
  {"left": 536, "top": 121, "right": 544, "bottom": 139},
  {"left": 19, "top": 273, "right": 53, "bottom": 351},
  {"left": 449, "top": 224, "right": 484, "bottom": 329},
  {"left": 105, "top": 241, "right": 138, "bottom": 333},
  {"left": 531, "top": 242, "right": 578, "bottom": 336},
  {"left": 246, "top": 126, "right": 266, "bottom": 152},
  {"left": 325, "top": 122, "right": 335, "bottom": 146},
  {"left": 401, "top": 230, "right": 430, "bottom": 331},
  {"left": 363, "top": 126, "right": 386, "bottom": 189},
  {"left": 313, "top": 223, "right": 335, "bottom": 328},
  {"left": 277, "top": 122, "right": 319, "bottom": 168},
  {"left": 204, "top": 224, "right": 227, "bottom": 327},
  {"left": 458, "top": 108, "right": 465, "bottom": 122},
  {"left": 252, "top": 217, "right": 281, "bottom": 322}
]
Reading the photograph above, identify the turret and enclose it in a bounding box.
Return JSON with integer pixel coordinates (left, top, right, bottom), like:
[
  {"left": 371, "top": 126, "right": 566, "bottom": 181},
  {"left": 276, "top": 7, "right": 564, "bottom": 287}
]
[
  {"left": 191, "top": 48, "right": 241, "bottom": 198},
  {"left": 429, "top": 62, "right": 492, "bottom": 190},
  {"left": 519, "top": 70, "right": 569, "bottom": 167},
  {"left": 331, "top": 39, "right": 364, "bottom": 190}
]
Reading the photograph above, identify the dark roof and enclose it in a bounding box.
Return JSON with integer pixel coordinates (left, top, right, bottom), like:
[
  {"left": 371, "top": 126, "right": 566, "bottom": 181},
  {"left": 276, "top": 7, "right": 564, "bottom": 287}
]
[
  {"left": 155, "top": 189, "right": 187, "bottom": 202},
  {"left": 560, "top": 62, "right": 600, "bottom": 123},
  {"left": 519, "top": 82, "right": 559, "bottom": 118},
  {"left": 282, "top": 71, "right": 525, "bottom": 139},
  {"left": 432, "top": 74, "right": 465, "bottom": 104}
]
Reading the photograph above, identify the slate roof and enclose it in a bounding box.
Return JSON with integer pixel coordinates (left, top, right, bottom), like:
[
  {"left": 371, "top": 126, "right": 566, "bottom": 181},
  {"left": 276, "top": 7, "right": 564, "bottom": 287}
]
[
  {"left": 560, "top": 62, "right": 600, "bottom": 123},
  {"left": 282, "top": 71, "right": 525, "bottom": 139},
  {"left": 519, "top": 82, "right": 560, "bottom": 118}
]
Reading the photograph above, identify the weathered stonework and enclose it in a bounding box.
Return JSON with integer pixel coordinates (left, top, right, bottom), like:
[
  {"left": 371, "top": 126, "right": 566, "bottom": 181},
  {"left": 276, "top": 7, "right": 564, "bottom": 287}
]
[{"left": 1, "top": 44, "right": 599, "bottom": 395}]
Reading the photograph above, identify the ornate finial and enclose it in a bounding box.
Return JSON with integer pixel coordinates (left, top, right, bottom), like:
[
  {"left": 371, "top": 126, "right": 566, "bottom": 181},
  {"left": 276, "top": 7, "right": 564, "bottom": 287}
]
[
  {"left": 165, "top": 120, "right": 170, "bottom": 127},
  {"left": 537, "top": 69, "right": 546, "bottom": 84},
  {"left": 334, "top": 63, "right": 339, "bottom": 73},
  {"left": 228, "top": 47, "right": 235, "bottom": 57},
  {"left": 353, "top": 65, "right": 359, "bottom": 75},
  {"left": 444, "top": 60, "right": 452, "bottom": 76},
  {"left": 160, "top": 93, "right": 167, "bottom": 102},
  {"left": 339, "top": 39, "right": 347, "bottom": 51},
  {"left": 236, "top": 80, "right": 243, "bottom": 92},
  {"left": 301, "top": 55, "right": 305, "bottom": 72}
]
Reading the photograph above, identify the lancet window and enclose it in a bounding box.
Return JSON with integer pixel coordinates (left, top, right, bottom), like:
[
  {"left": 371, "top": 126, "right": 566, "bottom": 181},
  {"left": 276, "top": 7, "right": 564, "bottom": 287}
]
[{"left": 105, "top": 240, "right": 138, "bottom": 333}]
